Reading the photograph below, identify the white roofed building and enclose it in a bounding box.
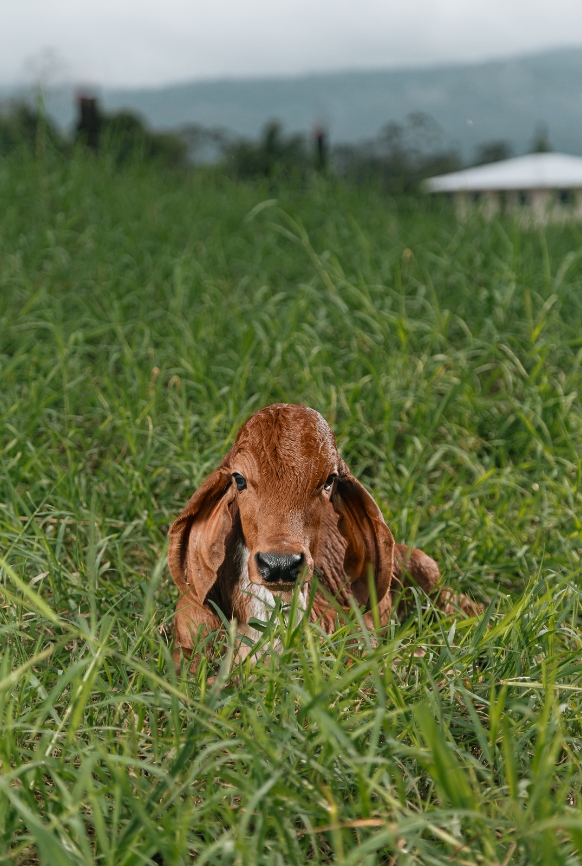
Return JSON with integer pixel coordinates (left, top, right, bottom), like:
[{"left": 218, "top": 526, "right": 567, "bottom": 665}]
[{"left": 424, "top": 153, "right": 582, "bottom": 221}]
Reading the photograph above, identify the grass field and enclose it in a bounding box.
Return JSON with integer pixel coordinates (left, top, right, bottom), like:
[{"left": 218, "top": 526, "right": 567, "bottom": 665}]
[{"left": 2, "top": 150, "right": 582, "bottom": 865}]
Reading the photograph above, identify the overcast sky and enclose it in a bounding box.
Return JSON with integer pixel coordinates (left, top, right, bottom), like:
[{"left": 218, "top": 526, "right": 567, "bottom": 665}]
[{"left": 3, "top": 0, "right": 582, "bottom": 88}]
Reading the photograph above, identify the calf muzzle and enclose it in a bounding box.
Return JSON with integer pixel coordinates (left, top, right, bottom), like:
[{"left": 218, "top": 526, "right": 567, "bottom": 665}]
[{"left": 255, "top": 551, "right": 304, "bottom": 586}]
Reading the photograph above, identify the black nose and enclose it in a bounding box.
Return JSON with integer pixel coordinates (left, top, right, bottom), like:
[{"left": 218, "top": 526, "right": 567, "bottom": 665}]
[{"left": 255, "top": 552, "right": 304, "bottom": 584}]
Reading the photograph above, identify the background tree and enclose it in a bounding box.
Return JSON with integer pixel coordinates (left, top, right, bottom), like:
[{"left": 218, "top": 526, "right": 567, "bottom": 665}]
[
  {"left": 226, "top": 121, "right": 310, "bottom": 181},
  {"left": 531, "top": 122, "right": 552, "bottom": 153},
  {"left": 473, "top": 140, "right": 513, "bottom": 165}
]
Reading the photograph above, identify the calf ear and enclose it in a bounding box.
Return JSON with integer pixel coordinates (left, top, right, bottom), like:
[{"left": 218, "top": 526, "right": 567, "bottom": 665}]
[
  {"left": 168, "top": 462, "right": 236, "bottom": 605},
  {"left": 331, "top": 460, "right": 395, "bottom": 610}
]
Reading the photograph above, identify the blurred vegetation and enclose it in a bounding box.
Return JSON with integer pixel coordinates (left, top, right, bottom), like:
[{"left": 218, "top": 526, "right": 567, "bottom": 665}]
[
  {"left": 532, "top": 122, "right": 553, "bottom": 154},
  {"left": 1, "top": 97, "right": 527, "bottom": 190},
  {"left": 225, "top": 113, "right": 462, "bottom": 191},
  {"left": 178, "top": 122, "right": 230, "bottom": 165},
  {"left": 0, "top": 100, "right": 468, "bottom": 190},
  {"left": 98, "top": 110, "right": 188, "bottom": 167},
  {"left": 332, "top": 112, "right": 461, "bottom": 193},
  {"left": 473, "top": 139, "right": 513, "bottom": 165},
  {"left": 225, "top": 120, "right": 311, "bottom": 181},
  {"left": 0, "top": 100, "right": 65, "bottom": 157},
  {"left": 0, "top": 98, "right": 188, "bottom": 168}
]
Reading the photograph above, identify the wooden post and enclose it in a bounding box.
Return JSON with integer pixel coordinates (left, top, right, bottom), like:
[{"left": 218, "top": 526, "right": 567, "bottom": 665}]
[
  {"left": 314, "top": 128, "right": 328, "bottom": 172},
  {"left": 77, "top": 96, "right": 100, "bottom": 151}
]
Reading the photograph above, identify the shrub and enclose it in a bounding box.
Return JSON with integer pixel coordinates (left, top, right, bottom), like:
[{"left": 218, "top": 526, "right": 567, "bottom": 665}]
[
  {"left": 0, "top": 100, "right": 64, "bottom": 157},
  {"left": 226, "top": 120, "right": 310, "bottom": 181},
  {"left": 474, "top": 139, "right": 513, "bottom": 165},
  {"left": 76, "top": 107, "right": 188, "bottom": 168},
  {"left": 333, "top": 112, "right": 461, "bottom": 193}
]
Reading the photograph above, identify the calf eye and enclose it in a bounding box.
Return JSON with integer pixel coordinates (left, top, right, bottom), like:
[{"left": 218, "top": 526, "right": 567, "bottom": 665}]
[
  {"left": 232, "top": 472, "right": 247, "bottom": 491},
  {"left": 323, "top": 474, "right": 336, "bottom": 493}
]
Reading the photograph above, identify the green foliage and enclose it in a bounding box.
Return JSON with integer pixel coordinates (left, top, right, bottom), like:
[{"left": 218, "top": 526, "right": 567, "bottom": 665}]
[
  {"left": 0, "top": 100, "right": 64, "bottom": 157},
  {"left": 333, "top": 113, "right": 461, "bottom": 193},
  {"left": 473, "top": 140, "right": 513, "bottom": 166},
  {"left": 532, "top": 123, "right": 553, "bottom": 154},
  {"left": 99, "top": 110, "right": 188, "bottom": 168},
  {"left": 2, "top": 150, "right": 582, "bottom": 863},
  {"left": 0, "top": 100, "right": 187, "bottom": 168},
  {"left": 226, "top": 121, "right": 310, "bottom": 181}
]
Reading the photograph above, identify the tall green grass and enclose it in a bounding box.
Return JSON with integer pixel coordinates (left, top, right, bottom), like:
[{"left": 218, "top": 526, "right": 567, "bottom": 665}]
[{"left": 1, "top": 151, "right": 582, "bottom": 864}]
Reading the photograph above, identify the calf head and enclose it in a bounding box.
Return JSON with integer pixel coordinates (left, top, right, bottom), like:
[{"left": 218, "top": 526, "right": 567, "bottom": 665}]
[{"left": 168, "top": 404, "right": 395, "bottom": 613}]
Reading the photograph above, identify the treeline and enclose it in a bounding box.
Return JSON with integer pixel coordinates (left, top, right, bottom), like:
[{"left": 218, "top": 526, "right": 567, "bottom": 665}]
[
  {"left": 0, "top": 97, "right": 519, "bottom": 192},
  {"left": 0, "top": 99, "right": 188, "bottom": 167},
  {"left": 184, "top": 114, "right": 468, "bottom": 192},
  {"left": 219, "top": 114, "right": 463, "bottom": 193}
]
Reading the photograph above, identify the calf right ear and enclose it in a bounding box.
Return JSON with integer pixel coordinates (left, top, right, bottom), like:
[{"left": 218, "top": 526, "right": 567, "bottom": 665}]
[
  {"left": 168, "top": 462, "right": 236, "bottom": 605},
  {"left": 331, "top": 461, "right": 395, "bottom": 612}
]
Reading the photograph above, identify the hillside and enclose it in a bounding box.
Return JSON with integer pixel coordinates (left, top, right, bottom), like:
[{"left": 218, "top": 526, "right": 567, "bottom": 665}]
[{"left": 5, "top": 46, "right": 582, "bottom": 158}]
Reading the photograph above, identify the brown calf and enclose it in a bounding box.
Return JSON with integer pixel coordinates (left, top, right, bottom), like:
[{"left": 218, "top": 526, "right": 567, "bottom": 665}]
[{"left": 168, "top": 404, "right": 477, "bottom": 666}]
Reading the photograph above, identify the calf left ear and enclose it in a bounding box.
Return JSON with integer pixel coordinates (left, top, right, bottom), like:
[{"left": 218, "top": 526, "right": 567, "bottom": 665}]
[
  {"left": 168, "top": 460, "right": 236, "bottom": 605},
  {"left": 331, "top": 460, "right": 395, "bottom": 610}
]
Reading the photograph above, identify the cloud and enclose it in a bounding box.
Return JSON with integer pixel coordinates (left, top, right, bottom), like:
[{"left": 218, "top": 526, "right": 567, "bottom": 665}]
[{"left": 3, "top": 0, "right": 582, "bottom": 87}]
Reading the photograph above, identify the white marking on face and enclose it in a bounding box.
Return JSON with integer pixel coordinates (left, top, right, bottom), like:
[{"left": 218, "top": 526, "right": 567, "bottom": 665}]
[
  {"left": 238, "top": 547, "right": 276, "bottom": 623},
  {"left": 233, "top": 544, "right": 308, "bottom": 646}
]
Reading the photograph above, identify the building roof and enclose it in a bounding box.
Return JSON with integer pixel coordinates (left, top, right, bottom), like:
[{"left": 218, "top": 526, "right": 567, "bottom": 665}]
[{"left": 425, "top": 152, "right": 582, "bottom": 192}]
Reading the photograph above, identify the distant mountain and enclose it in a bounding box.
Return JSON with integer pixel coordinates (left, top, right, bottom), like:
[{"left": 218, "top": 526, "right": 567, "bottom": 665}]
[{"left": 5, "top": 47, "right": 582, "bottom": 159}]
